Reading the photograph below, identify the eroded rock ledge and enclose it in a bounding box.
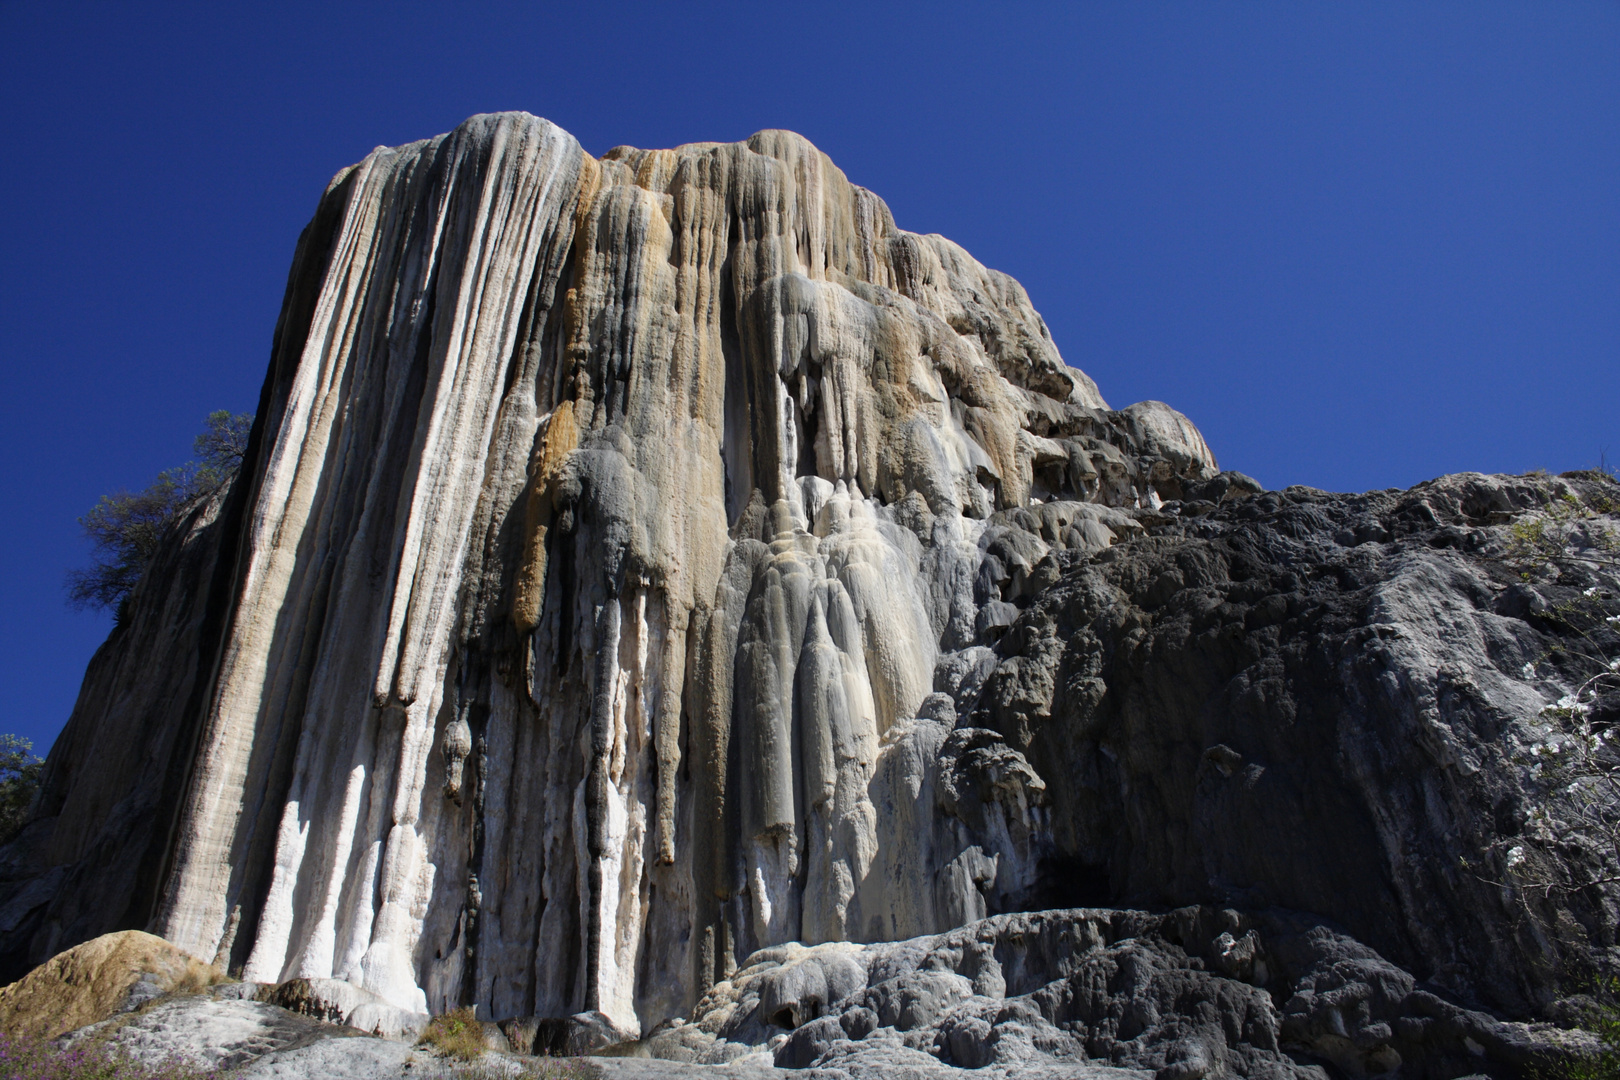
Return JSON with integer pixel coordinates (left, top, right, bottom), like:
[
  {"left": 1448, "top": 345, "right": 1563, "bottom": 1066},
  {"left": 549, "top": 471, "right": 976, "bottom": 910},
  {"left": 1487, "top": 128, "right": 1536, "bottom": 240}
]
[
  {"left": 652, "top": 905, "right": 1594, "bottom": 1079},
  {"left": 0, "top": 112, "right": 1615, "bottom": 1079}
]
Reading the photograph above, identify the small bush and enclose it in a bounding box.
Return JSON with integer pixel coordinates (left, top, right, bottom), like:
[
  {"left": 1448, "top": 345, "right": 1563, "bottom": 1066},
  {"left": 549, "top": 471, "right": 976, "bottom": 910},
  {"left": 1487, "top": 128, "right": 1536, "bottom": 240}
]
[
  {"left": 0, "top": 1029, "right": 224, "bottom": 1079},
  {"left": 0, "top": 736, "right": 42, "bottom": 846},
  {"left": 1503, "top": 492, "right": 1620, "bottom": 581},
  {"left": 66, "top": 410, "right": 253, "bottom": 616},
  {"left": 1537, "top": 978, "right": 1620, "bottom": 1080},
  {"left": 422, "top": 1006, "right": 486, "bottom": 1061}
]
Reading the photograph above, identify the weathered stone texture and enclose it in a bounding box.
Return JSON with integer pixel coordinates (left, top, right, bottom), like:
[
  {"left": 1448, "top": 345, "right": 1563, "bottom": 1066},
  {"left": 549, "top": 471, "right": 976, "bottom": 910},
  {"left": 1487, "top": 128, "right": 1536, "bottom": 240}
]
[
  {"left": 974, "top": 471, "right": 1620, "bottom": 1018},
  {"left": 2, "top": 112, "right": 1616, "bottom": 1080},
  {"left": 0, "top": 929, "right": 220, "bottom": 1039}
]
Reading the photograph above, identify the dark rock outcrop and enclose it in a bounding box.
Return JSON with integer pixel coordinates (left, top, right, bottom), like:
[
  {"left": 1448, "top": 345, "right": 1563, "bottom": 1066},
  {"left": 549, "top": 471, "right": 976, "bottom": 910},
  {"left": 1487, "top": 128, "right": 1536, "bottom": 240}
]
[
  {"left": 969, "top": 471, "right": 1620, "bottom": 1021},
  {"left": 660, "top": 906, "right": 1599, "bottom": 1079}
]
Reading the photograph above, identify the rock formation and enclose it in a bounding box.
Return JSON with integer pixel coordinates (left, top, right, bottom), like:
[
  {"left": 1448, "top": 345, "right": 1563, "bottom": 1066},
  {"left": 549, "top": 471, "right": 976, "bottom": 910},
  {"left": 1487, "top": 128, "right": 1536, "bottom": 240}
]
[
  {"left": 0, "top": 930, "right": 220, "bottom": 1040},
  {"left": 1, "top": 112, "right": 1616, "bottom": 1077}
]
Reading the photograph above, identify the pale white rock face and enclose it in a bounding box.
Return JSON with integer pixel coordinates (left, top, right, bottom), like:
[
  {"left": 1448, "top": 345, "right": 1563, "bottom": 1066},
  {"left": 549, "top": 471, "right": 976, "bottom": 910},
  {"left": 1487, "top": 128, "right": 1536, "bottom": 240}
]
[{"left": 26, "top": 113, "right": 1221, "bottom": 1034}]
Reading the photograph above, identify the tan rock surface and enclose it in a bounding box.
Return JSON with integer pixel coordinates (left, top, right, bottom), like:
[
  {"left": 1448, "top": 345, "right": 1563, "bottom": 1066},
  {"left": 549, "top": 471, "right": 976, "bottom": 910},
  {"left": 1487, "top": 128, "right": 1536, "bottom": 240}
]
[{"left": 0, "top": 929, "right": 218, "bottom": 1039}]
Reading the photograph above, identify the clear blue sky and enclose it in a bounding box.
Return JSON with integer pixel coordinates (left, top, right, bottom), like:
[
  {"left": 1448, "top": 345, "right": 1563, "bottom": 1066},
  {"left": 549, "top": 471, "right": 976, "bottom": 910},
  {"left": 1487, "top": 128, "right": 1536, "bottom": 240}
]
[{"left": 2, "top": 2, "right": 1616, "bottom": 756}]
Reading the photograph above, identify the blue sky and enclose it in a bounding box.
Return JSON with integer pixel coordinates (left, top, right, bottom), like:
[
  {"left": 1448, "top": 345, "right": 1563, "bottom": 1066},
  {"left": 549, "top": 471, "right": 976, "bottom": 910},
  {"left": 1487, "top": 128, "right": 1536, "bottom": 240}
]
[{"left": 2, "top": 1, "right": 1616, "bottom": 755}]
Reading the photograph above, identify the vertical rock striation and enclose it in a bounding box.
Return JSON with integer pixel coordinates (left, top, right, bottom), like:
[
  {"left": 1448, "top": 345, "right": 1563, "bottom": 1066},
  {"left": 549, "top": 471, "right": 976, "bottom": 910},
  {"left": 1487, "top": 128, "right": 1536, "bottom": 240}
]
[
  {"left": 6, "top": 113, "right": 1611, "bottom": 1067},
  {"left": 5, "top": 113, "right": 1215, "bottom": 1030}
]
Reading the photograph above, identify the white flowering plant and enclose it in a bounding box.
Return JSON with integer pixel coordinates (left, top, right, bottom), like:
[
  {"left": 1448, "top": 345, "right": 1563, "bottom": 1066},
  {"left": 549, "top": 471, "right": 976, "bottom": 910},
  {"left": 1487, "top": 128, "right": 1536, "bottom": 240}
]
[
  {"left": 1486, "top": 475, "right": 1620, "bottom": 1077},
  {"left": 1495, "top": 482, "right": 1620, "bottom": 900}
]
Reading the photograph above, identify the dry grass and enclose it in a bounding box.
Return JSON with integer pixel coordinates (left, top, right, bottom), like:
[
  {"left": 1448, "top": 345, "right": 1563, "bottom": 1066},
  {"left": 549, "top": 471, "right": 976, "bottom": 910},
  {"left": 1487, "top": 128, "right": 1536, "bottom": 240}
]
[
  {"left": 422, "top": 1008, "right": 598, "bottom": 1076},
  {"left": 421, "top": 1006, "right": 487, "bottom": 1061}
]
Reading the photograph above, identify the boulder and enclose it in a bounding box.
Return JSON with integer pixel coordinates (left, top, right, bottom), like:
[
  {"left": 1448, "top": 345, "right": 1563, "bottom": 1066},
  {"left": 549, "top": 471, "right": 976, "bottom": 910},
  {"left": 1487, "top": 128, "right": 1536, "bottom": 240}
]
[
  {"left": 347, "top": 1000, "right": 432, "bottom": 1041},
  {"left": 268, "top": 976, "right": 429, "bottom": 1040},
  {"left": 0, "top": 929, "right": 219, "bottom": 1039},
  {"left": 543, "top": 1009, "right": 640, "bottom": 1056},
  {"left": 502, "top": 1009, "right": 642, "bottom": 1057},
  {"left": 269, "top": 975, "right": 381, "bottom": 1024}
]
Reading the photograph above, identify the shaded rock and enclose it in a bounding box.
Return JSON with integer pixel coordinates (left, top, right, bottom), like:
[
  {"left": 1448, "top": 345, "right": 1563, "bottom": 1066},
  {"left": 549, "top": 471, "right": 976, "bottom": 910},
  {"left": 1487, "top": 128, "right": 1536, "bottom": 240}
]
[
  {"left": 269, "top": 976, "right": 383, "bottom": 1024},
  {"left": 974, "top": 471, "right": 1620, "bottom": 1017},
  {"left": 500, "top": 1016, "right": 541, "bottom": 1055},
  {"left": 756, "top": 946, "right": 866, "bottom": 1029},
  {"left": 774, "top": 1014, "right": 845, "bottom": 1068},
  {"left": 522, "top": 1009, "right": 641, "bottom": 1057},
  {"left": 975, "top": 600, "right": 1020, "bottom": 637},
  {"left": 649, "top": 907, "right": 1590, "bottom": 1079},
  {"left": 933, "top": 646, "right": 997, "bottom": 714}
]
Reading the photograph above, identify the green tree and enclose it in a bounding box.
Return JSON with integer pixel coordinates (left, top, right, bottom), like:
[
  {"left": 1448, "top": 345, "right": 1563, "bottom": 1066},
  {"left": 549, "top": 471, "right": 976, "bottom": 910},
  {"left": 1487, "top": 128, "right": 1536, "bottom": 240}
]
[
  {"left": 0, "top": 736, "right": 43, "bottom": 846},
  {"left": 65, "top": 410, "right": 253, "bottom": 615}
]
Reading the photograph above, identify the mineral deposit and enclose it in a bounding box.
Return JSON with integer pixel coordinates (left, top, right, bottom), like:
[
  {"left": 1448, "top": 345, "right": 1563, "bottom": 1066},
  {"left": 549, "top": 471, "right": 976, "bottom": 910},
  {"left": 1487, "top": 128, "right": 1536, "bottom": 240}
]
[{"left": 3, "top": 113, "right": 1615, "bottom": 1079}]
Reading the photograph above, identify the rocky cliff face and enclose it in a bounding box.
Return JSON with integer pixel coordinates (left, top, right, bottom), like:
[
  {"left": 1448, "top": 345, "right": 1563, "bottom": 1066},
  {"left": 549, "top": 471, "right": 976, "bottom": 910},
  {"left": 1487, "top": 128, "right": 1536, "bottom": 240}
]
[{"left": 3, "top": 112, "right": 1616, "bottom": 1078}]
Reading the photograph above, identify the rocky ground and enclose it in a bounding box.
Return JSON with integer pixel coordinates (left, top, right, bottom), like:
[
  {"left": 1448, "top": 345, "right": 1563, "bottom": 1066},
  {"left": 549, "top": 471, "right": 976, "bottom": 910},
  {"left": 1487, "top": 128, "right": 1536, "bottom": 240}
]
[{"left": 9, "top": 899, "right": 1607, "bottom": 1079}]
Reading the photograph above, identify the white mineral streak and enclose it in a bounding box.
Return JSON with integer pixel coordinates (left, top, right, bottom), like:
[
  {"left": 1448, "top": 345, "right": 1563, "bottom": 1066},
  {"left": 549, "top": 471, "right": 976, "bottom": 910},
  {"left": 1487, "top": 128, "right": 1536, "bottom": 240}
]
[{"left": 145, "top": 113, "right": 1216, "bottom": 1032}]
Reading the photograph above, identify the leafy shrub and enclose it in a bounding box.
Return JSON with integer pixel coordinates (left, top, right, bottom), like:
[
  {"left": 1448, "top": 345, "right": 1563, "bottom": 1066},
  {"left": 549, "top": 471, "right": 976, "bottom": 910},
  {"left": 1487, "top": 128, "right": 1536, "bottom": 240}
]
[
  {"left": 66, "top": 411, "right": 252, "bottom": 616},
  {"left": 1506, "top": 492, "right": 1620, "bottom": 578},
  {"left": 0, "top": 1029, "right": 224, "bottom": 1079},
  {"left": 1535, "top": 978, "right": 1620, "bottom": 1080},
  {"left": 1490, "top": 484, "right": 1620, "bottom": 902},
  {"left": 0, "top": 736, "right": 42, "bottom": 846},
  {"left": 422, "top": 1007, "right": 486, "bottom": 1061}
]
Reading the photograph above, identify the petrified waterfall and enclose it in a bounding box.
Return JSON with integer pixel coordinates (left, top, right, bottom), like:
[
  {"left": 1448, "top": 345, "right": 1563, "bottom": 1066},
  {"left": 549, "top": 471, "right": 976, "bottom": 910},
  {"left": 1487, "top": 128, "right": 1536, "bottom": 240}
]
[
  {"left": 12, "top": 111, "right": 1619, "bottom": 1079},
  {"left": 22, "top": 112, "right": 1216, "bottom": 1029}
]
